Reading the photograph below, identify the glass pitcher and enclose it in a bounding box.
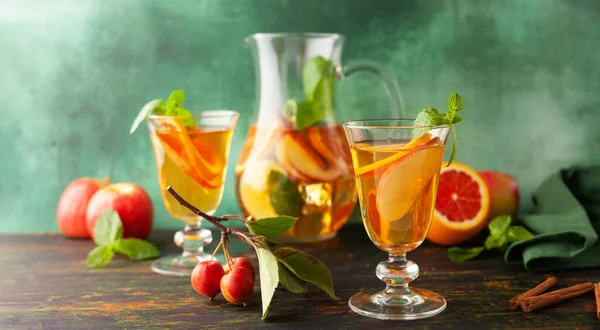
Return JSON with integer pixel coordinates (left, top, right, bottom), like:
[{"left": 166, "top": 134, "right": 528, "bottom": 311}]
[{"left": 235, "top": 33, "right": 405, "bottom": 243}]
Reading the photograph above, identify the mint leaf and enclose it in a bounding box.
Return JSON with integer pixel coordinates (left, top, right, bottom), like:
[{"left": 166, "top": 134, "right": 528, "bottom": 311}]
[
  {"left": 167, "top": 90, "right": 185, "bottom": 109},
  {"left": 448, "top": 246, "right": 484, "bottom": 262},
  {"left": 166, "top": 106, "right": 194, "bottom": 128},
  {"left": 114, "top": 238, "right": 160, "bottom": 261},
  {"left": 447, "top": 92, "right": 463, "bottom": 121},
  {"left": 507, "top": 226, "right": 534, "bottom": 243},
  {"left": 485, "top": 234, "right": 508, "bottom": 251},
  {"left": 302, "top": 56, "right": 334, "bottom": 101},
  {"left": 87, "top": 245, "right": 115, "bottom": 268},
  {"left": 268, "top": 170, "right": 302, "bottom": 217},
  {"left": 247, "top": 216, "right": 297, "bottom": 237},
  {"left": 273, "top": 247, "right": 338, "bottom": 300},
  {"left": 413, "top": 107, "right": 445, "bottom": 138},
  {"left": 489, "top": 215, "right": 511, "bottom": 238},
  {"left": 130, "top": 99, "right": 165, "bottom": 134},
  {"left": 412, "top": 93, "right": 464, "bottom": 166},
  {"left": 93, "top": 210, "right": 123, "bottom": 246},
  {"left": 296, "top": 56, "right": 336, "bottom": 129},
  {"left": 277, "top": 262, "right": 308, "bottom": 293},
  {"left": 295, "top": 101, "right": 324, "bottom": 130},
  {"left": 255, "top": 246, "right": 279, "bottom": 319},
  {"left": 313, "top": 74, "right": 335, "bottom": 117}
]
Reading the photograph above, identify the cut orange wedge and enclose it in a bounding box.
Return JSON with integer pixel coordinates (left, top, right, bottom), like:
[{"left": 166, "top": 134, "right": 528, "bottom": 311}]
[
  {"left": 426, "top": 162, "right": 490, "bottom": 246},
  {"left": 156, "top": 118, "right": 222, "bottom": 189},
  {"left": 357, "top": 134, "right": 439, "bottom": 179}
]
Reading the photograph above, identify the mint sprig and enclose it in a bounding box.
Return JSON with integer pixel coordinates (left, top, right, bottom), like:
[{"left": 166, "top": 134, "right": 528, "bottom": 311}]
[
  {"left": 86, "top": 210, "right": 160, "bottom": 268},
  {"left": 129, "top": 90, "right": 194, "bottom": 134},
  {"left": 447, "top": 215, "right": 534, "bottom": 263},
  {"left": 413, "top": 92, "right": 464, "bottom": 166},
  {"left": 291, "top": 56, "right": 337, "bottom": 129}
]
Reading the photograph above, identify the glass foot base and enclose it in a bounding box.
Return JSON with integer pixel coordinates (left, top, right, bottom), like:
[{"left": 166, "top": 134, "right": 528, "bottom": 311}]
[
  {"left": 151, "top": 254, "right": 212, "bottom": 277},
  {"left": 348, "top": 287, "right": 446, "bottom": 320}
]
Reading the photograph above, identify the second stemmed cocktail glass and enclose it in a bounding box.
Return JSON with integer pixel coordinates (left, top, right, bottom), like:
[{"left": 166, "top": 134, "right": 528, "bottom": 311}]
[
  {"left": 147, "top": 110, "right": 238, "bottom": 277},
  {"left": 343, "top": 119, "right": 450, "bottom": 320}
]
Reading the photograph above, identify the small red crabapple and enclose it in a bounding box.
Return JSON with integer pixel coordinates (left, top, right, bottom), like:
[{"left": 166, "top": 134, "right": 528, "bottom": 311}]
[
  {"left": 220, "top": 266, "right": 254, "bottom": 306},
  {"left": 191, "top": 260, "right": 224, "bottom": 300}
]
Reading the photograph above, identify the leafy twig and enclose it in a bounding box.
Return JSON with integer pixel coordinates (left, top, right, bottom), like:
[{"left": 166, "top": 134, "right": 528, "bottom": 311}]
[{"left": 166, "top": 186, "right": 338, "bottom": 320}]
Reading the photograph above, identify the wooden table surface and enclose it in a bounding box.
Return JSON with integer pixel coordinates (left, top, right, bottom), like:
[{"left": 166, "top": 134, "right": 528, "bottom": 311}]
[{"left": 1, "top": 223, "right": 599, "bottom": 329}]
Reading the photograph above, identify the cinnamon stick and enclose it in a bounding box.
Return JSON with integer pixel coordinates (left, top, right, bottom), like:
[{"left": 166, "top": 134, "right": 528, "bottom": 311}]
[
  {"left": 594, "top": 283, "right": 600, "bottom": 320},
  {"left": 520, "top": 283, "right": 594, "bottom": 313},
  {"left": 507, "top": 276, "right": 558, "bottom": 310},
  {"left": 535, "top": 281, "right": 593, "bottom": 298}
]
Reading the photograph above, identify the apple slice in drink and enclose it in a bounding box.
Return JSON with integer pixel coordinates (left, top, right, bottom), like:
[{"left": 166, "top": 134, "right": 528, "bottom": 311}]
[
  {"left": 376, "top": 145, "right": 444, "bottom": 224},
  {"left": 307, "top": 126, "right": 352, "bottom": 174},
  {"left": 276, "top": 133, "right": 342, "bottom": 183}
]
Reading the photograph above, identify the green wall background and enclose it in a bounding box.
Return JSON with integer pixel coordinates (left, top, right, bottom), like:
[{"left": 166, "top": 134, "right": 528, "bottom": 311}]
[{"left": 2, "top": 0, "right": 599, "bottom": 233}]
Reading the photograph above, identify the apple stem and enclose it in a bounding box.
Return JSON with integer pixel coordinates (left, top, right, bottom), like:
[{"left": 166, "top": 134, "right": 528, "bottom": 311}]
[{"left": 166, "top": 186, "right": 256, "bottom": 240}]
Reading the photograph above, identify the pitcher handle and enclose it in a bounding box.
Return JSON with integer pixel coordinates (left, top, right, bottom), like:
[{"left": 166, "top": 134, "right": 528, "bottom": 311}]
[{"left": 339, "top": 60, "right": 405, "bottom": 118}]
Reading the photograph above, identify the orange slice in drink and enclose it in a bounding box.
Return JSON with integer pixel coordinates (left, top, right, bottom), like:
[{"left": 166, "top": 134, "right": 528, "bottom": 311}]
[
  {"left": 156, "top": 118, "right": 221, "bottom": 189},
  {"left": 426, "top": 162, "right": 490, "bottom": 246},
  {"left": 356, "top": 134, "right": 439, "bottom": 178}
]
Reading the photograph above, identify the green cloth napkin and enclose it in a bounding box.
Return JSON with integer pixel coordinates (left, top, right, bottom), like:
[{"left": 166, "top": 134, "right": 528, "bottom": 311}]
[{"left": 505, "top": 165, "right": 600, "bottom": 271}]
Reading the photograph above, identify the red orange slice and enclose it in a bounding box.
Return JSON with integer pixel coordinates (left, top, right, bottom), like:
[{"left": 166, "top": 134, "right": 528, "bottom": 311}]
[{"left": 426, "top": 162, "right": 490, "bottom": 246}]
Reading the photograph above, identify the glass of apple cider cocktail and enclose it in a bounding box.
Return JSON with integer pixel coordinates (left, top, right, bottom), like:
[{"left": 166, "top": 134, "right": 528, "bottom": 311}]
[
  {"left": 343, "top": 119, "right": 450, "bottom": 320},
  {"left": 147, "top": 110, "right": 238, "bottom": 276}
]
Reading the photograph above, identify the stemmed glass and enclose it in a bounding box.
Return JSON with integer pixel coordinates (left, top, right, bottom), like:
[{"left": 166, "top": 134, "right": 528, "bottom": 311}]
[
  {"left": 343, "top": 119, "right": 450, "bottom": 320},
  {"left": 147, "top": 110, "right": 238, "bottom": 277}
]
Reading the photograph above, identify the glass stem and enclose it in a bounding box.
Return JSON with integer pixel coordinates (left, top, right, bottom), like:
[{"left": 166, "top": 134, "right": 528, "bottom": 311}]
[
  {"left": 375, "top": 253, "right": 419, "bottom": 304},
  {"left": 174, "top": 218, "right": 213, "bottom": 260}
]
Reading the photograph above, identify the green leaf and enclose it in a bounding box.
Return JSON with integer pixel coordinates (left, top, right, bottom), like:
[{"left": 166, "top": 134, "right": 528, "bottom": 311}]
[
  {"left": 268, "top": 170, "right": 303, "bottom": 217},
  {"left": 452, "top": 115, "right": 463, "bottom": 124},
  {"left": 448, "top": 246, "right": 485, "bottom": 262},
  {"left": 264, "top": 238, "right": 287, "bottom": 252},
  {"left": 93, "top": 210, "right": 123, "bottom": 246},
  {"left": 114, "top": 238, "right": 160, "bottom": 261},
  {"left": 295, "top": 101, "right": 324, "bottom": 130},
  {"left": 507, "top": 226, "right": 534, "bottom": 243},
  {"left": 302, "top": 56, "right": 334, "bottom": 101},
  {"left": 448, "top": 92, "right": 464, "bottom": 114},
  {"left": 87, "top": 245, "right": 115, "bottom": 268},
  {"left": 489, "top": 215, "right": 512, "bottom": 238},
  {"left": 273, "top": 247, "right": 338, "bottom": 300},
  {"left": 165, "top": 106, "right": 194, "bottom": 128},
  {"left": 166, "top": 90, "right": 185, "bottom": 109},
  {"left": 130, "top": 99, "right": 165, "bottom": 134},
  {"left": 255, "top": 246, "right": 279, "bottom": 319},
  {"left": 485, "top": 234, "right": 508, "bottom": 251},
  {"left": 247, "top": 216, "right": 298, "bottom": 237},
  {"left": 412, "top": 107, "right": 445, "bottom": 139},
  {"left": 313, "top": 75, "right": 335, "bottom": 118},
  {"left": 277, "top": 262, "right": 308, "bottom": 293}
]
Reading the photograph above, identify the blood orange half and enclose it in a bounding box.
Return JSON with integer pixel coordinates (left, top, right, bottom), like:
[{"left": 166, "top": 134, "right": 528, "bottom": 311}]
[{"left": 426, "top": 162, "right": 490, "bottom": 246}]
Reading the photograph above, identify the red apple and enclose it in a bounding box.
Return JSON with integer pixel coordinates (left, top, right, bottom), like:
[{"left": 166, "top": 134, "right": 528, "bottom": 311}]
[
  {"left": 57, "top": 177, "right": 110, "bottom": 238},
  {"left": 86, "top": 183, "right": 153, "bottom": 239},
  {"left": 479, "top": 171, "right": 520, "bottom": 221}
]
